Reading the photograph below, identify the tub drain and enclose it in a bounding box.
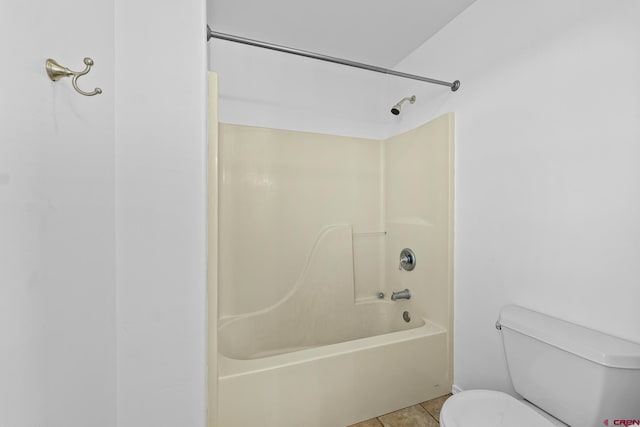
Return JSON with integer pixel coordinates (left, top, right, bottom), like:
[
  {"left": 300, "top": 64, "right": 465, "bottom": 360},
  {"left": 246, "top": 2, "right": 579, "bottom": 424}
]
[{"left": 402, "top": 311, "right": 411, "bottom": 322}]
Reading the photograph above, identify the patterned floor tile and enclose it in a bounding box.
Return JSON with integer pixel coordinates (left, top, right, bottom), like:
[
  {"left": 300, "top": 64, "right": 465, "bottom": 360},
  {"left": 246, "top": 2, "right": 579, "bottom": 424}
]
[
  {"left": 378, "top": 404, "right": 438, "bottom": 427},
  {"left": 420, "top": 393, "right": 452, "bottom": 420}
]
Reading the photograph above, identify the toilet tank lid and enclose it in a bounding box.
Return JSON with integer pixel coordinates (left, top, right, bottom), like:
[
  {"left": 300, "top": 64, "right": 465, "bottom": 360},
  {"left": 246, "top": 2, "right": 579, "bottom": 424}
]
[{"left": 499, "top": 305, "right": 640, "bottom": 369}]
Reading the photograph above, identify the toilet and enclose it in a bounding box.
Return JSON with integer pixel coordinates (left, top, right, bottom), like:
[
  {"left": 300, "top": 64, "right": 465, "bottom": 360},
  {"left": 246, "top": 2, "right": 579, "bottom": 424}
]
[{"left": 440, "top": 305, "right": 640, "bottom": 427}]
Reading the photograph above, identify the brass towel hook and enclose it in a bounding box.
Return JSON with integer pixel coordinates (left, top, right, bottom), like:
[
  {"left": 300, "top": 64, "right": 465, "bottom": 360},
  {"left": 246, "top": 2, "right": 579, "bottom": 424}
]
[{"left": 46, "top": 57, "right": 102, "bottom": 96}]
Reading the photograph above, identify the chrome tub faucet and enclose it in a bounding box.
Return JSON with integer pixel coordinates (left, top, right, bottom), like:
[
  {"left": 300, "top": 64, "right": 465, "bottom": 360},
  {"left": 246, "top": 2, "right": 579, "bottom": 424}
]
[{"left": 391, "top": 289, "right": 411, "bottom": 301}]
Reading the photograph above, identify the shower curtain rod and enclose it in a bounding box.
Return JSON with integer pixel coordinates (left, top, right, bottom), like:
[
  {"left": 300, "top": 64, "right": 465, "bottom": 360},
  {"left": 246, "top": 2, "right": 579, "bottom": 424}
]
[{"left": 207, "top": 26, "right": 460, "bottom": 91}]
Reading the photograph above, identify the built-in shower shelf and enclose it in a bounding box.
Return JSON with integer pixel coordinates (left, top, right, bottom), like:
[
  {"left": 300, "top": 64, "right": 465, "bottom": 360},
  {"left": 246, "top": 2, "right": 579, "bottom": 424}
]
[
  {"left": 352, "top": 231, "right": 387, "bottom": 237},
  {"left": 388, "top": 217, "right": 434, "bottom": 227}
]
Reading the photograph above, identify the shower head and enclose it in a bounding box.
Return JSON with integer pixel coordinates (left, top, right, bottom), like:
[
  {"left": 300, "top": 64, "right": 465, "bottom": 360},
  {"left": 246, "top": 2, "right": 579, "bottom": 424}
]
[{"left": 390, "top": 95, "right": 416, "bottom": 116}]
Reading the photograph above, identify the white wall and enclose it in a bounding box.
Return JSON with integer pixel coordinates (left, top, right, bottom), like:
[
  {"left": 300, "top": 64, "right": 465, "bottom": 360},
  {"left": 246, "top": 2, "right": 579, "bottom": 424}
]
[
  {"left": 2, "top": 1, "right": 208, "bottom": 426},
  {"left": 1, "top": 2, "right": 115, "bottom": 426},
  {"left": 115, "top": 0, "right": 208, "bottom": 426},
  {"left": 208, "top": 39, "right": 397, "bottom": 140},
  {"left": 389, "top": 0, "right": 640, "bottom": 394}
]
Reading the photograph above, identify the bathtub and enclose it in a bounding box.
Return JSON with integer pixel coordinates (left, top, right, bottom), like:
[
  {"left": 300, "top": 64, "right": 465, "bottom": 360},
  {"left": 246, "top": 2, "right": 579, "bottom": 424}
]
[
  {"left": 216, "top": 225, "right": 451, "bottom": 426},
  {"left": 219, "top": 299, "right": 426, "bottom": 360},
  {"left": 218, "top": 301, "right": 451, "bottom": 427}
]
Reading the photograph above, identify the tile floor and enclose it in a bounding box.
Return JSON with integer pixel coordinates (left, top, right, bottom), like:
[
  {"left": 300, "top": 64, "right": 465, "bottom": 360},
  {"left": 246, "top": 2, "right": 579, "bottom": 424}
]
[{"left": 348, "top": 394, "right": 451, "bottom": 427}]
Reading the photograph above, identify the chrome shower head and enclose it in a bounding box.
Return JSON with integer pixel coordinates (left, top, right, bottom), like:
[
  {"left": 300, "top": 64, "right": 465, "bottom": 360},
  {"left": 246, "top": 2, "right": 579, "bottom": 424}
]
[{"left": 390, "top": 95, "right": 416, "bottom": 116}]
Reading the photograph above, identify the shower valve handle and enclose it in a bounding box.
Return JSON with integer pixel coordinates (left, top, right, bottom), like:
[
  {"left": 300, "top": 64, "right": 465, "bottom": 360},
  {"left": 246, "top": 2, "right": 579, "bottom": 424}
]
[
  {"left": 398, "top": 248, "right": 416, "bottom": 271},
  {"left": 399, "top": 255, "right": 411, "bottom": 270}
]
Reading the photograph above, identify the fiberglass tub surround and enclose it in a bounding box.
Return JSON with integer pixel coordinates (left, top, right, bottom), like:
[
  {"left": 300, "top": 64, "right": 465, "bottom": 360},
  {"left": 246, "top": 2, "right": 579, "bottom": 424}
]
[
  {"left": 217, "top": 113, "right": 454, "bottom": 426},
  {"left": 218, "top": 225, "right": 425, "bottom": 360}
]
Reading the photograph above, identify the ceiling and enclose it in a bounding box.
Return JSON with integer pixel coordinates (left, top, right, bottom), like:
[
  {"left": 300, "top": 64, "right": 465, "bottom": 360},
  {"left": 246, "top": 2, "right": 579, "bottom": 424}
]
[{"left": 207, "top": 0, "right": 477, "bottom": 68}]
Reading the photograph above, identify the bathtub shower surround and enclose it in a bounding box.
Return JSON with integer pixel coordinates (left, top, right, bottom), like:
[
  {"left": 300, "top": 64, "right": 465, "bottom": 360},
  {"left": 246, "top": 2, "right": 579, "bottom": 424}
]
[
  {"left": 218, "top": 225, "right": 424, "bottom": 359},
  {"left": 218, "top": 124, "right": 383, "bottom": 315},
  {"left": 215, "top": 113, "right": 454, "bottom": 426}
]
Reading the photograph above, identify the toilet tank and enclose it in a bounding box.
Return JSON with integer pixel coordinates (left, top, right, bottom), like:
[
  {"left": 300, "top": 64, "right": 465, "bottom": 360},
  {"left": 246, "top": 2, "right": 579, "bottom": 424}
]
[{"left": 498, "top": 305, "right": 640, "bottom": 427}]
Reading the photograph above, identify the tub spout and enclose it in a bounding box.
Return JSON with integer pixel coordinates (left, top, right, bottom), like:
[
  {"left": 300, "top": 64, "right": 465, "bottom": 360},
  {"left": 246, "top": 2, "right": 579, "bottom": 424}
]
[{"left": 391, "top": 289, "right": 411, "bottom": 300}]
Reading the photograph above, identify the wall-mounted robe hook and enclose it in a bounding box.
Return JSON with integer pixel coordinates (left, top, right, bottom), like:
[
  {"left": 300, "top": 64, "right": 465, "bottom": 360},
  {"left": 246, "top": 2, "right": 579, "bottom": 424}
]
[{"left": 45, "top": 57, "right": 102, "bottom": 96}]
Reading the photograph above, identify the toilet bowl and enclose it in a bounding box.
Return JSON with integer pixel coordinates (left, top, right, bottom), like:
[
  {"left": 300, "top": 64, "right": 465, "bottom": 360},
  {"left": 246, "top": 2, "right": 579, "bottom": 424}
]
[{"left": 439, "top": 390, "right": 566, "bottom": 427}]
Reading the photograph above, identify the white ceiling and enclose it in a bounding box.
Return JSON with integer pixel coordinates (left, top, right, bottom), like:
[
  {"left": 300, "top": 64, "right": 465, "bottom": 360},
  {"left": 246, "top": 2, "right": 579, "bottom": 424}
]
[{"left": 208, "top": 0, "right": 477, "bottom": 68}]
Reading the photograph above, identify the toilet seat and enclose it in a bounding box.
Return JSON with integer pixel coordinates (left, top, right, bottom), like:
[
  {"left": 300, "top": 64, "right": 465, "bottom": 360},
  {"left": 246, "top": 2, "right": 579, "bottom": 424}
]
[{"left": 439, "top": 390, "right": 561, "bottom": 427}]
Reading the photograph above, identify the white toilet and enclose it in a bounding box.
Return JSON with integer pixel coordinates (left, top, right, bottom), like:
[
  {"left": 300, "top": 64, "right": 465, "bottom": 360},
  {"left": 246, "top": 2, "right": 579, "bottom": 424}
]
[{"left": 440, "top": 305, "right": 640, "bottom": 427}]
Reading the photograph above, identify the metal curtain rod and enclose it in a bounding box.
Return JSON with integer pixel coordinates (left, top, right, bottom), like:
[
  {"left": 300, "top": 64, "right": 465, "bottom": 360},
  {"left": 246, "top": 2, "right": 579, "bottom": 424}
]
[{"left": 207, "top": 26, "right": 460, "bottom": 91}]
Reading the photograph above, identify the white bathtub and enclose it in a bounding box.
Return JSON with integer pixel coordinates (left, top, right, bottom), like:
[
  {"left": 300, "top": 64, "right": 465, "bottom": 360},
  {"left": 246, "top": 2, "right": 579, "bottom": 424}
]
[
  {"left": 218, "top": 305, "right": 451, "bottom": 427},
  {"left": 219, "top": 299, "right": 425, "bottom": 360},
  {"left": 216, "top": 225, "right": 451, "bottom": 426}
]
